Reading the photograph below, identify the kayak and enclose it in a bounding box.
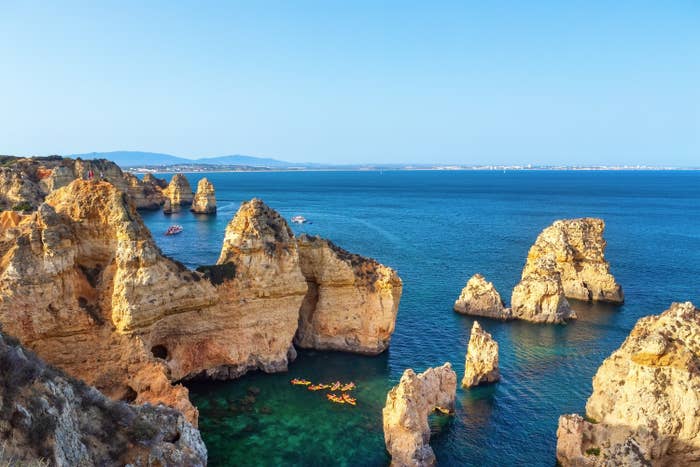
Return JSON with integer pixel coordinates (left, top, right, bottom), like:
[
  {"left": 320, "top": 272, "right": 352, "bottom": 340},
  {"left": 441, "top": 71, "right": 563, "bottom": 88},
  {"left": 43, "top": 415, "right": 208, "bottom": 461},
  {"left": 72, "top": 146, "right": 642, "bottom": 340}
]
[
  {"left": 342, "top": 393, "right": 357, "bottom": 405},
  {"left": 326, "top": 393, "right": 345, "bottom": 404},
  {"left": 291, "top": 378, "right": 312, "bottom": 386},
  {"left": 340, "top": 382, "right": 355, "bottom": 391},
  {"left": 434, "top": 406, "right": 451, "bottom": 415}
]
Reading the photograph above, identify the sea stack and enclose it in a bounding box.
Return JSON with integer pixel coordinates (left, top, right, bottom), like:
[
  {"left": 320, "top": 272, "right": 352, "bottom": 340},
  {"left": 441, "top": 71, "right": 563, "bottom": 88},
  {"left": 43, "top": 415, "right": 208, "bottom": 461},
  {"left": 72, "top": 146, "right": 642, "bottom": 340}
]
[
  {"left": 190, "top": 177, "right": 217, "bottom": 214},
  {"left": 556, "top": 302, "right": 700, "bottom": 466},
  {"left": 511, "top": 218, "right": 622, "bottom": 323},
  {"left": 383, "top": 363, "right": 456, "bottom": 467},
  {"left": 164, "top": 173, "right": 194, "bottom": 211},
  {"left": 294, "top": 234, "right": 403, "bottom": 355},
  {"left": 462, "top": 321, "right": 500, "bottom": 388},
  {"left": 454, "top": 274, "right": 511, "bottom": 320}
]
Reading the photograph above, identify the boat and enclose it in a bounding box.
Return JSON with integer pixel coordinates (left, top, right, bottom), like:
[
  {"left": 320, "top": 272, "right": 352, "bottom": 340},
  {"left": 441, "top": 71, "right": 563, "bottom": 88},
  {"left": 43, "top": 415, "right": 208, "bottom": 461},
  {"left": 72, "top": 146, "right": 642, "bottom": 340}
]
[
  {"left": 291, "top": 215, "right": 308, "bottom": 224},
  {"left": 290, "top": 378, "right": 312, "bottom": 386},
  {"left": 165, "top": 225, "right": 183, "bottom": 236},
  {"left": 307, "top": 384, "right": 330, "bottom": 391},
  {"left": 326, "top": 393, "right": 345, "bottom": 404},
  {"left": 342, "top": 393, "right": 357, "bottom": 405},
  {"left": 330, "top": 381, "right": 341, "bottom": 391},
  {"left": 434, "top": 406, "right": 451, "bottom": 415},
  {"left": 340, "top": 382, "right": 355, "bottom": 391}
]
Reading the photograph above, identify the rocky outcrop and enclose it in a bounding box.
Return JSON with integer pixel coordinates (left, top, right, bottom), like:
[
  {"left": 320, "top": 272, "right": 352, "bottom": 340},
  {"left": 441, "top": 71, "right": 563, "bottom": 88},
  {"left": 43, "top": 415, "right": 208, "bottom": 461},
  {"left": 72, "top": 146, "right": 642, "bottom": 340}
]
[
  {"left": 511, "top": 218, "right": 622, "bottom": 323},
  {"left": 0, "top": 183, "right": 402, "bottom": 427},
  {"left": 453, "top": 274, "right": 510, "bottom": 320},
  {"left": 294, "top": 235, "right": 402, "bottom": 355},
  {"left": 556, "top": 302, "right": 700, "bottom": 466},
  {"left": 462, "top": 321, "right": 500, "bottom": 388},
  {"left": 191, "top": 178, "right": 217, "bottom": 214},
  {"left": 143, "top": 173, "right": 168, "bottom": 189},
  {"left": 383, "top": 363, "right": 456, "bottom": 467},
  {"left": 0, "top": 330, "right": 206, "bottom": 466},
  {"left": 164, "top": 174, "right": 193, "bottom": 211},
  {"left": 0, "top": 156, "right": 165, "bottom": 211}
]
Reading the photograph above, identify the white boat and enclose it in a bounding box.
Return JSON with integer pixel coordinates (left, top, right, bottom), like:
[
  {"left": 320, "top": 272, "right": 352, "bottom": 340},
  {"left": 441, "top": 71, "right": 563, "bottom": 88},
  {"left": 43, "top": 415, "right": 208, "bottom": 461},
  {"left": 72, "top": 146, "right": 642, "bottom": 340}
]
[
  {"left": 291, "top": 215, "right": 308, "bottom": 224},
  {"left": 165, "top": 225, "right": 183, "bottom": 235}
]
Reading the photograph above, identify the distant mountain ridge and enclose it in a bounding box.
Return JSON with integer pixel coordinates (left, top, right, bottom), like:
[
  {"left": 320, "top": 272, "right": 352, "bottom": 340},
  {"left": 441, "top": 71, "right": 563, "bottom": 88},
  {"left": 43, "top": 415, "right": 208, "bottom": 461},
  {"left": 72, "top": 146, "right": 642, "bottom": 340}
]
[{"left": 68, "top": 151, "right": 292, "bottom": 168}]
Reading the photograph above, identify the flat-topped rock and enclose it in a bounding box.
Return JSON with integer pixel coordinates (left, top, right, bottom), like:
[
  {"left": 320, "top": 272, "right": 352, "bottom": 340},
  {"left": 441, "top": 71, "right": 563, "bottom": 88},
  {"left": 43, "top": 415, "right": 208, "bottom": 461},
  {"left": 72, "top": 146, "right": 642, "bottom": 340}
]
[
  {"left": 556, "top": 301, "right": 700, "bottom": 466},
  {"left": 454, "top": 274, "right": 511, "bottom": 320},
  {"left": 383, "top": 363, "right": 457, "bottom": 467},
  {"left": 462, "top": 321, "right": 500, "bottom": 388}
]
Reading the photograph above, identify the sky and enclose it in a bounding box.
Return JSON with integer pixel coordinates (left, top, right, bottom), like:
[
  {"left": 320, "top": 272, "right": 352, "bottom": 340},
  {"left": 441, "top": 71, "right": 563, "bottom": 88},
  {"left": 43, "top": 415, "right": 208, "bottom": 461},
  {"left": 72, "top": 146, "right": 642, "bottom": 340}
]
[{"left": 1, "top": 1, "right": 698, "bottom": 166}]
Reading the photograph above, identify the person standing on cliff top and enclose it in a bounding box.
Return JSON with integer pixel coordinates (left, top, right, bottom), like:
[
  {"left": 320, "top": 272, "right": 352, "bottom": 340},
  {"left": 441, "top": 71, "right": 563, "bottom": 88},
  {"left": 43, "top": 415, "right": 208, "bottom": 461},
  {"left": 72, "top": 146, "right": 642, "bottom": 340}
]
[{"left": 88, "top": 169, "right": 94, "bottom": 180}]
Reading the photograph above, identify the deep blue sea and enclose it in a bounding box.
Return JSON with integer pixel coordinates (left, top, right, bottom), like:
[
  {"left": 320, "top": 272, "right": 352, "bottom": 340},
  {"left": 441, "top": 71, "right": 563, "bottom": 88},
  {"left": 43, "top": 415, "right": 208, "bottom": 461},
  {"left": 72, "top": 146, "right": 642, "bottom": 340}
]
[{"left": 139, "top": 170, "right": 700, "bottom": 466}]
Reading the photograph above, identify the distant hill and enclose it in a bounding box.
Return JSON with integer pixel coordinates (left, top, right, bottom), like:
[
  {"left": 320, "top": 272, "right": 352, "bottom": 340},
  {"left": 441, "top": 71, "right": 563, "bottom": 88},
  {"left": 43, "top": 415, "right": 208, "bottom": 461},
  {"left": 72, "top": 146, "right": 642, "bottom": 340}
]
[
  {"left": 69, "top": 151, "right": 192, "bottom": 167},
  {"left": 68, "top": 151, "right": 294, "bottom": 168}
]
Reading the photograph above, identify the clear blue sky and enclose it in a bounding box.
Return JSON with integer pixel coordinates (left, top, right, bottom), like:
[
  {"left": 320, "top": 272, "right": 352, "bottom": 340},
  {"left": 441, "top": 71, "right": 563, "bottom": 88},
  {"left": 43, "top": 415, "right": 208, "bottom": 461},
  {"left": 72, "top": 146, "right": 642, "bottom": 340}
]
[{"left": 1, "top": 1, "right": 698, "bottom": 165}]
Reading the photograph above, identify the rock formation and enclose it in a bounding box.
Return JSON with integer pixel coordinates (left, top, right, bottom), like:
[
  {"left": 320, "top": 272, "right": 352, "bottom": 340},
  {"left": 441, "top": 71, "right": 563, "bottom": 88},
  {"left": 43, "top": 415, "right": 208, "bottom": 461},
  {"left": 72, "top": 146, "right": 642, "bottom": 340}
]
[
  {"left": 0, "top": 330, "right": 207, "bottom": 466},
  {"left": 295, "top": 234, "right": 402, "bottom": 354},
  {"left": 462, "top": 321, "right": 500, "bottom": 388},
  {"left": 190, "top": 177, "right": 217, "bottom": 214},
  {"left": 0, "top": 183, "right": 402, "bottom": 427},
  {"left": 383, "top": 363, "right": 456, "bottom": 467},
  {"left": 453, "top": 274, "right": 511, "bottom": 320},
  {"left": 164, "top": 174, "right": 194, "bottom": 211},
  {"left": 556, "top": 302, "right": 700, "bottom": 466},
  {"left": 143, "top": 173, "right": 168, "bottom": 189},
  {"left": 511, "top": 218, "right": 622, "bottom": 323},
  {"left": 0, "top": 155, "right": 165, "bottom": 211}
]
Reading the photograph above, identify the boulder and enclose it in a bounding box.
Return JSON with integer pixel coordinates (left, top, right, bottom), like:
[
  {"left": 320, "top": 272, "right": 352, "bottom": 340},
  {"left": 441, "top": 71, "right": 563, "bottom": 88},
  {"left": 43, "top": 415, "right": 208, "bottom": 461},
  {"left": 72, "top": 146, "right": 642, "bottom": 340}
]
[{"left": 454, "top": 274, "right": 511, "bottom": 320}]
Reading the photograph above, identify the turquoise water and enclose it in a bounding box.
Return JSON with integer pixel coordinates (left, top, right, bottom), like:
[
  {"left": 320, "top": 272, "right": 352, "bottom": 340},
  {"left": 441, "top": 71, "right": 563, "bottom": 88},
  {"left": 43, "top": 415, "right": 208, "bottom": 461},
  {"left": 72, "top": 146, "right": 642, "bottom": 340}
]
[{"left": 140, "top": 170, "right": 700, "bottom": 466}]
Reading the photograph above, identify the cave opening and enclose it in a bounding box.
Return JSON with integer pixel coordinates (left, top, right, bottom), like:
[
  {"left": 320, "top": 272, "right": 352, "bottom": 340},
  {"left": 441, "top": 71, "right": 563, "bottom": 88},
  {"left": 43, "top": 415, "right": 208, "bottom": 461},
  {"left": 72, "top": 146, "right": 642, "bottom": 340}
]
[{"left": 151, "top": 344, "right": 168, "bottom": 360}]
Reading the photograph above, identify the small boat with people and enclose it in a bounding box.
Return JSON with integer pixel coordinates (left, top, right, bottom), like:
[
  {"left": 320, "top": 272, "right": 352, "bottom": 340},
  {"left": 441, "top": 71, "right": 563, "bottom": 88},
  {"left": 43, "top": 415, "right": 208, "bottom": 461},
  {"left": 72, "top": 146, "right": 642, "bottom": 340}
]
[
  {"left": 165, "top": 225, "right": 183, "bottom": 236},
  {"left": 291, "top": 215, "right": 308, "bottom": 224}
]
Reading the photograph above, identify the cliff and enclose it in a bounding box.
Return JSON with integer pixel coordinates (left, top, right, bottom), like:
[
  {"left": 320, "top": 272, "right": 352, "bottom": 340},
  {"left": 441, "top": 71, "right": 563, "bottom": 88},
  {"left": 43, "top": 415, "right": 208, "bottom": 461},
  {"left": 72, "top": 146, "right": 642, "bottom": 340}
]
[
  {"left": 295, "top": 235, "right": 402, "bottom": 355},
  {"left": 0, "top": 330, "right": 206, "bottom": 466},
  {"left": 0, "top": 183, "right": 402, "bottom": 428},
  {"left": 191, "top": 178, "right": 217, "bottom": 214},
  {"left": 556, "top": 302, "right": 700, "bottom": 466},
  {"left": 462, "top": 321, "right": 500, "bottom": 388},
  {"left": 0, "top": 156, "right": 164, "bottom": 211},
  {"left": 453, "top": 274, "right": 511, "bottom": 320},
  {"left": 511, "top": 218, "right": 622, "bottom": 323},
  {"left": 164, "top": 174, "right": 194, "bottom": 210},
  {"left": 383, "top": 363, "right": 456, "bottom": 467}
]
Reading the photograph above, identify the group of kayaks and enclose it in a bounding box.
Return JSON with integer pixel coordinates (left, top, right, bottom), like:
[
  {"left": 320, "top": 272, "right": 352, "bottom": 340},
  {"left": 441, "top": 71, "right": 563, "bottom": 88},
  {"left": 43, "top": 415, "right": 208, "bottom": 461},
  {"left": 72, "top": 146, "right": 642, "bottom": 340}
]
[{"left": 290, "top": 378, "right": 357, "bottom": 406}]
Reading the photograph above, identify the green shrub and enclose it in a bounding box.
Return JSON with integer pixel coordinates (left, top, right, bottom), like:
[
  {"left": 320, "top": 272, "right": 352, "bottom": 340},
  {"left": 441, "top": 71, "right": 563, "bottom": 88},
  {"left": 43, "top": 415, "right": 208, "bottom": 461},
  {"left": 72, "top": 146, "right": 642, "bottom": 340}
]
[
  {"left": 585, "top": 447, "right": 601, "bottom": 456},
  {"left": 11, "top": 202, "right": 32, "bottom": 212}
]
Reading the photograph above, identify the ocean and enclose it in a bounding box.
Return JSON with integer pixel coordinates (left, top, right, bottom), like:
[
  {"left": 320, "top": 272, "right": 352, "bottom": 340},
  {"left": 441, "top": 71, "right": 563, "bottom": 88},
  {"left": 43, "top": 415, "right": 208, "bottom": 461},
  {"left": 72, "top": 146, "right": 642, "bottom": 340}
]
[{"left": 139, "top": 170, "right": 700, "bottom": 466}]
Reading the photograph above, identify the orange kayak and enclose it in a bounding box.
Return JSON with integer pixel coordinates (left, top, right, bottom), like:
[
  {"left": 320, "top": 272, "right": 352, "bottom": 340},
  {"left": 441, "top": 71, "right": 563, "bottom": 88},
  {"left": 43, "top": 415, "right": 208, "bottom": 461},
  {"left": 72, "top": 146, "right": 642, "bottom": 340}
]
[
  {"left": 342, "top": 393, "right": 357, "bottom": 405},
  {"left": 291, "top": 378, "right": 312, "bottom": 386}
]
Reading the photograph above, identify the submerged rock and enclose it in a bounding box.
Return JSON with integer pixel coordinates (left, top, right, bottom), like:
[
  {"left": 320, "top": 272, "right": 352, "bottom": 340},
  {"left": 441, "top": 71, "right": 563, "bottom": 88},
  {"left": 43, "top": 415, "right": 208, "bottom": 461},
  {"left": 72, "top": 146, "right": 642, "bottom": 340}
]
[
  {"left": 191, "top": 177, "right": 217, "bottom": 214},
  {"left": 0, "top": 330, "right": 206, "bottom": 466},
  {"left": 383, "top": 363, "right": 456, "bottom": 467},
  {"left": 556, "top": 302, "right": 700, "bottom": 466},
  {"left": 294, "top": 234, "right": 403, "bottom": 355},
  {"left": 462, "top": 321, "right": 500, "bottom": 388},
  {"left": 453, "top": 274, "right": 511, "bottom": 320}
]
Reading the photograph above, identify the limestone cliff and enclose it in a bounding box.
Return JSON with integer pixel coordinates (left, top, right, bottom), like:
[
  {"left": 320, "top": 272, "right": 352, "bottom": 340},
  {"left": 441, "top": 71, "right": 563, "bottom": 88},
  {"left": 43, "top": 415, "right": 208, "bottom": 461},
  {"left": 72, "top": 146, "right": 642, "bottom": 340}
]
[
  {"left": 383, "top": 363, "right": 456, "bottom": 467},
  {"left": 511, "top": 218, "right": 621, "bottom": 323},
  {"left": 191, "top": 178, "right": 217, "bottom": 214},
  {"left": 0, "top": 330, "right": 207, "bottom": 466},
  {"left": 462, "top": 321, "right": 500, "bottom": 388},
  {"left": 295, "top": 234, "right": 402, "bottom": 355},
  {"left": 0, "top": 155, "right": 164, "bottom": 211},
  {"left": 556, "top": 302, "right": 700, "bottom": 466},
  {"left": 453, "top": 274, "right": 511, "bottom": 320},
  {"left": 164, "top": 174, "right": 194, "bottom": 211},
  {"left": 0, "top": 185, "right": 403, "bottom": 427}
]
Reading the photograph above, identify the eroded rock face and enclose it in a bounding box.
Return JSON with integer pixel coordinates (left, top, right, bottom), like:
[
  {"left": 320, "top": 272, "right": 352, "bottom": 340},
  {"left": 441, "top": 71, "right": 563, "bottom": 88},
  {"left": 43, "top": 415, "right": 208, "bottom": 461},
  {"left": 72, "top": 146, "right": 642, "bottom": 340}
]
[
  {"left": 164, "top": 174, "right": 194, "bottom": 210},
  {"left": 462, "top": 321, "right": 500, "bottom": 388},
  {"left": 191, "top": 177, "right": 217, "bottom": 214},
  {"left": 556, "top": 302, "right": 700, "bottom": 466},
  {"left": 383, "top": 363, "right": 457, "bottom": 467},
  {"left": 295, "top": 235, "right": 402, "bottom": 355},
  {"left": 0, "top": 156, "right": 165, "bottom": 211},
  {"left": 511, "top": 218, "right": 621, "bottom": 323},
  {"left": 0, "top": 185, "right": 403, "bottom": 427},
  {"left": 454, "top": 274, "right": 511, "bottom": 320},
  {"left": 0, "top": 331, "right": 207, "bottom": 466}
]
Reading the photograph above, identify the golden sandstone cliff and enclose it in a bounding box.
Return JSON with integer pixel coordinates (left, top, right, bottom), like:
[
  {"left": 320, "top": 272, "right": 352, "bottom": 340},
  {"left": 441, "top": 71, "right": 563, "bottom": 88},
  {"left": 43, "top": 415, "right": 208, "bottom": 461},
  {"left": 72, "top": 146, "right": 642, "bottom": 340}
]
[
  {"left": 511, "top": 218, "right": 623, "bottom": 323},
  {"left": 0, "top": 182, "right": 402, "bottom": 430},
  {"left": 383, "top": 363, "right": 457, "bottom": 467},
  {"left": 191, "top": 177, "right": 217, "bottom": 214},
  {"left": 556, "top": 302, "right": 700, "bottom": 466},
  {"left": 462, "top": 321, "right": 500, "bottom": 388},
  {"left": 163, "top": 173, "right": 194, "bottom": 212},
  {"left": 0, "top": 331, "right": 206, "bottom": 466}
]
